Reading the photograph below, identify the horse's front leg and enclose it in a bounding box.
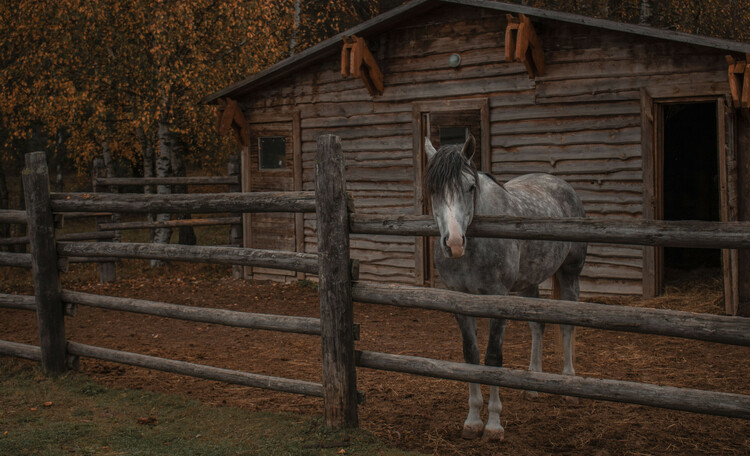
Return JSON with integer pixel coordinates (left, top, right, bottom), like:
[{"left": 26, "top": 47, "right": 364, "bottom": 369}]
[
  {"left": 484, "top": 317, "right": 507, "bottom": 441},
  {"left": 455, "top": 314, "right": 484, "bottom": 439}
]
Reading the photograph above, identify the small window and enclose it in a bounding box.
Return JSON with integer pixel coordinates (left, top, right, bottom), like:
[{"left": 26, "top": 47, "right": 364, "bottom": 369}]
[
  {"left": 439, "top": 126, "right": 469, "bottom": 147},
  {"left": 259, "top": 136, "right": 286, "bottom": 170}
]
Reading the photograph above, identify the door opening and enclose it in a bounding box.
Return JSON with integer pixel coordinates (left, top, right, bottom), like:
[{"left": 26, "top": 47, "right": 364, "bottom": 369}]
[{"left": 661, "top": 102, "right": 721, "bottom": 286}]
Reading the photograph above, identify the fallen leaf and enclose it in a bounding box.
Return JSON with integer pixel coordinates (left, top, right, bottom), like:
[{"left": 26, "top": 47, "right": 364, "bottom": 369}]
[
  {"left": 137, "top": 417, "right": 158, "bottom": 426},
  {"left": 338, "top": 450, "right": 346, "bottom": 455},
  {"left": 44, "top": 401, "right": 52, "bottom": 407},
  {"left": 29, "top": 407, "right": 37, "bottom": 411}
]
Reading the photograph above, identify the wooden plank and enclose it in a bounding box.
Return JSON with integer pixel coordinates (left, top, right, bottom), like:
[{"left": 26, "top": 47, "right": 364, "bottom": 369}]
[
  {"left": 314, "top": 134, "right": 359, "bottom": 429},
  {"left": 22, "top": 151, "right": 66, "bottom": 375},
  {"left": 66, "top": 342, "right": 324, "bottom": 398},
  {"left": 356, "top": 351, "right": 750, "bottom": 419},
  {"left": 641, "top": 89, "right": 657, "bottom": 298},
  {"left": 743, "top": 66, "right": 750, "bottom": 110},
  {"left": 50, "top": 192, "right": 317, "bottom": 214},
  {"left": 351, "top": 281, "right": 750, "bottom": 346}
]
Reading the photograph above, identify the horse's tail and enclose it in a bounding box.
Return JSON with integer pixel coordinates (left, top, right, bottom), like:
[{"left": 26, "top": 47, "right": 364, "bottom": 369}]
[{"left": 552, "top": 275, "right": 576, "bottom": 365}]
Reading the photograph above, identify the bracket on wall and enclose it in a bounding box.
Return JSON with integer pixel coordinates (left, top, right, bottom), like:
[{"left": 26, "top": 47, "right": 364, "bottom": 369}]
[
  {"left": 216, "top": 98, "right": 249, "bottom": 147},
  {"left": 726, "top": 55, "right": 750, "bottom": 110},
  {"left": 505, "top": 14, "right": 545, "bottom": 79},
  {"left": 341, "top": 35, "right": 384, "bottom": 96}
]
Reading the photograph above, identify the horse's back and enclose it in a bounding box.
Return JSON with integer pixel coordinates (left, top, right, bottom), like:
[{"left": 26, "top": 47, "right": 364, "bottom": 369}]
[{"left": 503, "top": 173, "right": 585, "bottom": 218}]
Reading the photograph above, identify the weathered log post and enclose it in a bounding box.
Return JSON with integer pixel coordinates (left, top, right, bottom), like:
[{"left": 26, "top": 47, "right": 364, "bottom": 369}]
[
  {"left": 92, "top": 158, "right": 117, "bottom": 282},
  {"left": 22, "top": 152, "right": 67, "bottom": 375},
  {"left": 228, "top": 153, "right": 243, "bottom": 279},
  {"left": 314, "top": 135, "right": 358, "bottom": 429}
]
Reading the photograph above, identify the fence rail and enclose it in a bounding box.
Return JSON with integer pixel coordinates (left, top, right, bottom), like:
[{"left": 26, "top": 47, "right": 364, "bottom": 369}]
[
  {"left": 352, "top": 281, "right": 750, "bottom": 346},
  {"left": 0, "top": 209, "right": 27, "bottom": 224},
  {"left": 50, "top": 192, "right": 317, "bottom": 213},
  {"left": 94, "top": 176, "right": 239, "bottom": 186},
  {"left": 351, "top": 214, "right": 750, "bottom": 249},
  {"left": 61, "top": 290, "right": 360, "bottom": 338},
  {"left": 356, "top": 350, "right": 750, "bottom": 419},
  {"left": 0, "top": 340, "right": 42, "bottom": 361},
  {"left": 99, "top": 216, "right": 241, "bottom": 231},
  {"left": 66, "top": 342, "right": 324, "bottom": 398},
  {"left": 0, "top": 252, "right": 32, "bottom": 268},
  {"left": 56, "top": 241, "right": 351, "bottom": 277}
]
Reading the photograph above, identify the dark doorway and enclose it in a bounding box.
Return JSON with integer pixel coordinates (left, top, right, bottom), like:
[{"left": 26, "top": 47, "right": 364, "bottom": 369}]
[{"left": 661, "top": 102, "right": 721, "bottom": 284}]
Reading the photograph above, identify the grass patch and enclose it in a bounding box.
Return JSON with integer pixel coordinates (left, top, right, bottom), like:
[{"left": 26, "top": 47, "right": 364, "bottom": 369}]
[{"left": 0, "top": 359, "right": 417, "bottom": 456}]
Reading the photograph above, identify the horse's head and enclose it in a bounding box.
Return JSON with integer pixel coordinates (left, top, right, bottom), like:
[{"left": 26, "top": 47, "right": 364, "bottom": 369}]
[{"left": 424, "top": 135, "right": 477, "bottom": 259}]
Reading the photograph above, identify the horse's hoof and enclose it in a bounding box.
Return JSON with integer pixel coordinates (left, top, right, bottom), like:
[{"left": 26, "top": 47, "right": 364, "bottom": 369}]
[
  {"left": 523, "top": 390, "right": 540, "bottom": 401},
  {"left": 461, "top": 423, "right": 485, "bottom": 440},
  {"left": 563, "top": 395, "right": 580, "bottom": 405},
  {"left": 482, "top": 427, "right": 505, "bottom": 441}
]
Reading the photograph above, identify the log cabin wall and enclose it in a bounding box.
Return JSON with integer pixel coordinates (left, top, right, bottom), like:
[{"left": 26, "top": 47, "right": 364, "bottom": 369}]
[{"left": 237, "top": 3, "right": 733, "bottom": 296}]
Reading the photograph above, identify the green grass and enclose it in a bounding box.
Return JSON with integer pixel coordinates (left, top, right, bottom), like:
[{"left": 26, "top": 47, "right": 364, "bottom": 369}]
[{"left": 0, "top": 359, "right": 418, "bottom": 456}]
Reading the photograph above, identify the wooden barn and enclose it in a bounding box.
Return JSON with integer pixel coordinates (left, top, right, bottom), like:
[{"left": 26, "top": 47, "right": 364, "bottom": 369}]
[{"left": 205, "top": 0, "right": 750, "bottom": 314}]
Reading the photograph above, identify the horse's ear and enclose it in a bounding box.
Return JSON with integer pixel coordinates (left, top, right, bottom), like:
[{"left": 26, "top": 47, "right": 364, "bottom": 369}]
[
  {"left": 424, "top": 137, "right": 438, "bottom": 161},
  {"left": 462, "top": 135, "right": 476, "bottom": 161}
]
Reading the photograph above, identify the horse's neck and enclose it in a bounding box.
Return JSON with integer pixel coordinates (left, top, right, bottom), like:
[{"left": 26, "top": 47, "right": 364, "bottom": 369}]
[{"left": 476, "top": 173, "right": 516, "bottom": 215}]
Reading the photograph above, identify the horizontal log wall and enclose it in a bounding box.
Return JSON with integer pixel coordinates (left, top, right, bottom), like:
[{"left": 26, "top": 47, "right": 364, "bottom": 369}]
[
  {"left": 237, "top": 4, "right": 731, "bottom": 294},
  {"left": 356, "top": 351, "right": 750, "bottom": 419}
]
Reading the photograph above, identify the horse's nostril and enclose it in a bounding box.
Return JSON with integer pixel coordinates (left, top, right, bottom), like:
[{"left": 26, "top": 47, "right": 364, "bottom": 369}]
[{"left": 462, "top": 235, "right": 467, "bottom": 246}]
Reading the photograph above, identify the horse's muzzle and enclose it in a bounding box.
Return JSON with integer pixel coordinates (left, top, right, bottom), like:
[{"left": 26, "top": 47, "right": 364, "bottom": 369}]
[{"left": 443, "top": 234, "right": 466, "bottom": 258}]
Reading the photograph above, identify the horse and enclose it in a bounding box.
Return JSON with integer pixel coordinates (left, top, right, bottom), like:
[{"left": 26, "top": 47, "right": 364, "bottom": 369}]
[{"left": 423, "top": 135, "right": 587, "bottom": 441}]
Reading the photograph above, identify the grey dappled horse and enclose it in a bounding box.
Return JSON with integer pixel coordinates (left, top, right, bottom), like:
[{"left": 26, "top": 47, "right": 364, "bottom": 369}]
[{"left": 424, "top": 136, "right": 587, "bottom": 441}]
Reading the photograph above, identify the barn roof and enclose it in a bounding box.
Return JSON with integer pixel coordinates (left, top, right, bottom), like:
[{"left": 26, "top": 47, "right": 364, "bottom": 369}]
[{"left": 203, "top": 0, "right": 750, "bottom": 104}]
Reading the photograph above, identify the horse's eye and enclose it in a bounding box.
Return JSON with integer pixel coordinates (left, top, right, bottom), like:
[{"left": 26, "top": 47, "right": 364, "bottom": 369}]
[{"left": 468, "top": 184, "right": 476, "bottom": 193}]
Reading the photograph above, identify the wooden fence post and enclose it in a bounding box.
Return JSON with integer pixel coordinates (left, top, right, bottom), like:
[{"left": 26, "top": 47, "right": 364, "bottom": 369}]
[
  {"left": 227, "top": 153, "right": 243, "bottom": 279},
  {"left": 22, "top": 151, "right": 67, "bottom": 375},
  {"left": 314, "top": 134, "right": 358, "bottom": 429},
  {"left": 92, "top": 158, "right": 116, "bottom": 282}
]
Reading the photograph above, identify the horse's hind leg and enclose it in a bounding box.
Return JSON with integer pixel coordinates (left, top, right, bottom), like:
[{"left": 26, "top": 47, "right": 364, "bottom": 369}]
[
  {"left": 556, "top": 253, "right": 584, "bottom": 403},
  {"left": 455, "top": 314, "right": 484, "bottom": 439},
  {"left": 521, "top": 286, "right": 544, "bottom": 400},
  {"left": 483, "top": 317, "right": 507, "bottom": 441},
  {"left": 556, "top": 258, "right": 582, "bottom": 378}
]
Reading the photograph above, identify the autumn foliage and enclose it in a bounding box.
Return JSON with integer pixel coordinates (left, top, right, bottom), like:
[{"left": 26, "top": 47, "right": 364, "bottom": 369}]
[{"left": 0, "top": 0, "right": 747, "bottom": 176}]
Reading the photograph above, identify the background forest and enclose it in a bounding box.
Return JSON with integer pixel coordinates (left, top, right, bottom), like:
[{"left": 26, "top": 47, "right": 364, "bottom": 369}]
[{"left": 0, "top": 0, "right": 748, "bottom": 211}]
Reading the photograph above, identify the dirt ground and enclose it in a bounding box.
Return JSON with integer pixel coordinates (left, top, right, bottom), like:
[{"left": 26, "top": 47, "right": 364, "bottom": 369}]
[{"left": 2, "top": 262, "right": 749, "bottom": 455}]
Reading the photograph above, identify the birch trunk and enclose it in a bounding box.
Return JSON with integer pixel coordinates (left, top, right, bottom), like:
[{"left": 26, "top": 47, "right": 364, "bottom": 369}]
[
  {"left": 99, "top": 140, "right": 121, "bottom": 242},
  {"left": 0, "top": 162, "right": 8, "bottom": 251},
  {"left": 639, "top": 0, "right": 652, "bottom": 25},
  {"left": 137, "top": 127, "right": 156, "bottom": 242},
  {"left": 170, "top": 139, "right": 196, "bottom": 246},
  {"left": 152, "top": 122, "right": 173, "bottom": 267}
]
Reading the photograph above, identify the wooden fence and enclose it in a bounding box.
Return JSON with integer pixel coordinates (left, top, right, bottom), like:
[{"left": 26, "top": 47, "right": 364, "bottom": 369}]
[{"left": 2, "top": 137, "right": 750, "bottom": 432}]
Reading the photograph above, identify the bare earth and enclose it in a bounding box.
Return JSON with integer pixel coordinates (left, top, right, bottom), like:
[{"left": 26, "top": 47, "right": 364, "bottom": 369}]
[{"left": 2, "top": 263, "right": 749, "bottom": 455}]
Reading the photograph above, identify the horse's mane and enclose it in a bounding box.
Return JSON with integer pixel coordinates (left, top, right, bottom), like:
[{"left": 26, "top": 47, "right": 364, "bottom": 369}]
[{"left": 424, "top": 144, "right": 477, "bottom": 203}]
